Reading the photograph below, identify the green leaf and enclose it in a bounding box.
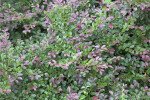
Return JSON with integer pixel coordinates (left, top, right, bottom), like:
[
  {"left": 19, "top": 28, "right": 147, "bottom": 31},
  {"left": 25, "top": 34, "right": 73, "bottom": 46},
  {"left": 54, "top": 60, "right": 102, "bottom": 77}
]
[
  {"left": 102, "top": 83, "right": 107, "bottom": 87},
  {"left": 31, "top": 94, "right": 36, "bottom": 97},
  {"left": 130, "top": 45, "right": 134, "bottom": 48},
  {"left": 80, "top": 95, "right": 86, "bottom": 100},
  {"left": 104, "top": 0, "right": 112, "bottom": 4},
  {"left": 86, "top": 59, "right": 93, "bottom": 66},
  {"left": 27, "top": 69, "right": 33, "bottom": 74},
  {"left": 104, "top": 75, "right": 111, "bottom": 81},
  {"left": 134, "top": 74, "right": 145, "bottom": 80},
  {"left": 146, "top": 69, "right": 150, "bottom": 74}
]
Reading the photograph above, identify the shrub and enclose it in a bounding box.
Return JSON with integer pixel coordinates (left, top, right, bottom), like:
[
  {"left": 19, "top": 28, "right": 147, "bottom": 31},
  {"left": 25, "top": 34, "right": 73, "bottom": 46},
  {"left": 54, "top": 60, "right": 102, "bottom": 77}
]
[{"left": 0, "top": 0, "right": 150, "bottom": 99}]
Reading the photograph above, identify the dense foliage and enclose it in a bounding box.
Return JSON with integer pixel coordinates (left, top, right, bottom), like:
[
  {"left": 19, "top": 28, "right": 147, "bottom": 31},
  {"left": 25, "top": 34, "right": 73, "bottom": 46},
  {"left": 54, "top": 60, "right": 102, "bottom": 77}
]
[{"left": 0, "top": 0, "right": 150, "bottom": 99}]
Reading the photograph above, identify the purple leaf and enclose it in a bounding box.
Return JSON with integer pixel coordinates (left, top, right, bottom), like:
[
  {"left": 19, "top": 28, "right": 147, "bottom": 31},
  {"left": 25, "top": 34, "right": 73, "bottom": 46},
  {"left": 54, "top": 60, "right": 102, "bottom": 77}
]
[
  {"left": 6, "top": 89, "right": 11, "bottom": 94},
  {"left": 2, "top": 27, "right": 8, "bottom": 32},
  {"left": 29, "top": 86, "right": 37, "bottom": 91},
  {"left": 24, "top": 91, "right": 28, "bottom": 94},
  {"left": 125, "top": 17, "right": 129, "bottom": 21},
  {"left": 108, "top": 48, "right": 115, "bottom": 54},
  {"left": 35, "top": 75, "right": 41, "bottom": 80},
  {"left": 38, "top": 62, "right": 43, "bottom": 66},
  {"left": 109, "top": 91, "right": 113, "bottom": 95},
  {"left": 72, "top": 93, "right": 79, "bottom": 99},
  {"left": 77, "top": 52, "right": 82, "bottom": 56},
  {"left": 98, "top": 22, "right": 105, "bottom": 29},
  {"left": 106, "top": 15, "right": 114, "bottom": 21},
  {"left": 108, "top": 65, "right": 113, "bottom": 68},
  {"left": 57, "top": 88, "right": 62, "bottom": 93},
  {"left": 93, "top": 96, "right": 100, "bottom": 100},
  {"left": 51, "top": 77, "right": 55, "bottom": 83},
  {"left": 142, "top": 62, "right": 148, "bottom": 67},
  {"left": 147, "top": 92, "right": 150, "bottom": 98},
  {"left": 55, "top": 80, "right": 60, "bottom": 84},
  {"left": 0, "top": 69, "right": 3, "bottom": 75},
  {"left": 108, "top": 23, "right": 113, "bottom": 29},
  {"left": 143, "top": 50, "right": 149, "bottom": 54},
  {"left": 0, "top": 89, "right": 3, "bottom": 93},
  {"left": 67, "top": 87, "right": 71, "bottom": 93},
  {"left": 61, "top": 64, "right": 68, "bottom": 69},
  {"left": 29, "top": 75, "right": 34, "bottom": 80},
  {"left": 139, "top": 26, "right": 143, "bottom": 30},
  {"left": 100, "top": 45, "right": 107, "bottom": 51},
  {"left": 101, "top": 0, "right": 104, "bottom": 4},
  {"left": 45, "top": 74, "right": 49, "bottom": 77},
  {"left": 130, "top": 85, "right": 134, "bottom": 88},
  {"left": 23, "top": 60, "right": 29, "bottom": 66},
  {"left": 18, "top": 77, "right": 23, "bottom": 80},
  {"left": 18, "top": 55, "right": 26, "bottom": 62},
  {"left": 18, "top": 73, "right": 23, "bottom": 76},
  {"left": 33, "top": 86, "right": 37, "bottom": 91},
  {"left": 93, "top": 45, "right": 99, "bottom": 49},
  {"left": 121, "top": 11, "right": 127, "bottom": 16},
  {"left": 143, "top": 86, "right": 148, "bottom": 92},
  {"left": 140, "top": 6, "right": 145, "bottom": 10},
  {"left": 32, "top": 56, "right": 39, "bottom": 63},
  {"left": 15, "top": 80, "right": 19, "bottom": 84}
]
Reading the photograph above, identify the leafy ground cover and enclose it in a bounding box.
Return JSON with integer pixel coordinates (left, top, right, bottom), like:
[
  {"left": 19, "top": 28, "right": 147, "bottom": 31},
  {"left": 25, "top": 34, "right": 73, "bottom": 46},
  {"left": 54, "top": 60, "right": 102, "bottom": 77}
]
[{"left": 0, "top": 0, "right": 150, "bottom": 99}]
